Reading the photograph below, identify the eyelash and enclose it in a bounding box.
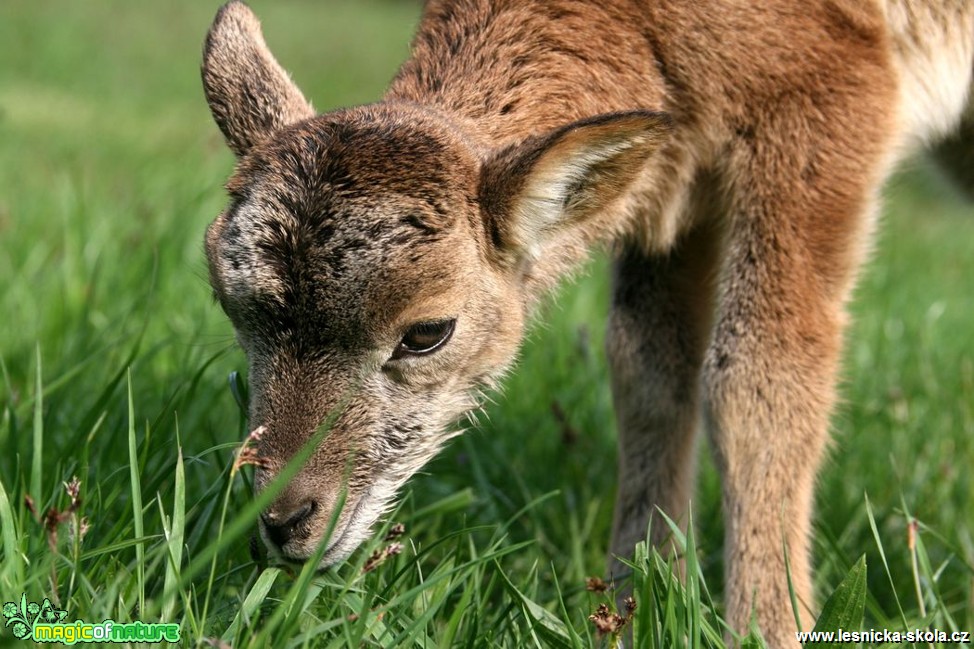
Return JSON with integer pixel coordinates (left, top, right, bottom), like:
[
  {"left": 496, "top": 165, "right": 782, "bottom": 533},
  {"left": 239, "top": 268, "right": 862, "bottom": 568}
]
[{"left": 391, "top": 318, "right": 456, "bottom": 360}]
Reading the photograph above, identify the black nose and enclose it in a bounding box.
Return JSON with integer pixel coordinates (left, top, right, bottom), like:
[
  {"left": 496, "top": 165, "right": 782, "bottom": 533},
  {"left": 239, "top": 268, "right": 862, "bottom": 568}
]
[{"left": 261, "top": 500, "right": 317, "bottom": 549}]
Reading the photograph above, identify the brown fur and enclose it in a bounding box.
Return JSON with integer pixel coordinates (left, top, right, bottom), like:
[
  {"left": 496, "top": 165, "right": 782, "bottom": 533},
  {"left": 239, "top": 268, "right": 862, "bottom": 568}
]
[{"left": 201, "top": 1, "right": 974, "bottom": 645}]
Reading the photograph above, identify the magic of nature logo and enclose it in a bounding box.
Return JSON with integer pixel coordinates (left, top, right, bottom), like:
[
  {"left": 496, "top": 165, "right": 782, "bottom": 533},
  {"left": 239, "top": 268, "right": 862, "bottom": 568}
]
[{"left": 3, "top": 594, "right": 180, "bottom": 644}]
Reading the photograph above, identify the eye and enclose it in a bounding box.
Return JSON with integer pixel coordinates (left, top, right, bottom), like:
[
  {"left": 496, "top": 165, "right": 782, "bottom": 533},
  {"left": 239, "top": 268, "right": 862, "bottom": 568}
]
[{"left": 392, "top": 318, "right": 456, "bottom": 359}]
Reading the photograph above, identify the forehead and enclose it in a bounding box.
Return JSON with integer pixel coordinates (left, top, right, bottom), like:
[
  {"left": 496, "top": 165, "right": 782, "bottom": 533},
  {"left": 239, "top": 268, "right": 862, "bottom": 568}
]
[
  {"left": 236, "top": 109, "right": 474, "bottom": 195},
  {"left": 213, "top": 111, "right": 482, "bottom": 351}
]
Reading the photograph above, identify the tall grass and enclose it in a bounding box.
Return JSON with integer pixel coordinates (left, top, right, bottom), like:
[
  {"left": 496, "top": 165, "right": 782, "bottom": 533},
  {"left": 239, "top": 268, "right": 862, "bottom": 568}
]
[{"left": 1, "top": 0, "right": 972, "bottom": 646}]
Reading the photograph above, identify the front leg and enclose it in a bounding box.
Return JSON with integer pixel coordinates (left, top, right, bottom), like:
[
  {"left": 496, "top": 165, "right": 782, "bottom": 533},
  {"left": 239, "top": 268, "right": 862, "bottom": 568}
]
[
  {"left": 704, "top": 101, "right": 894, "bottom": 646},
  {"left": 607, "top": 221, "right": 720, "bottom": 571}
]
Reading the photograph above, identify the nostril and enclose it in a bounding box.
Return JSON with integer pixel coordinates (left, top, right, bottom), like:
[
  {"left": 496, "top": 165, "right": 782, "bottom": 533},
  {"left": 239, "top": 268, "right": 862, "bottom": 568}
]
[{"left": 261, "top": 500, "right": 318, "bottom": 549}]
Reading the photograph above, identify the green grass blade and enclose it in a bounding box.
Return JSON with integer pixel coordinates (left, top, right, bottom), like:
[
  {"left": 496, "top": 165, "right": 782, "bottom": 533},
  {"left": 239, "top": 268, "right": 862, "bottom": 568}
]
[
  {"left": 160, "top": 422, "right": 185, "bottom": 623},
  {"left": 222, "top": 567, "right": 281, "bottom": 643},
  {"left": 76, "top": 335, "right": 144, "bottom": 443},
  {"left": 0, "top": 478, "right": 23, "bottom": 588},
  {"left": 31, "top": 344, "right": 43, "bottom": 505},
  {"left": 437, "top": 567, "right": 475, "bottom": 649},
  {"left": 783, "top": 522, "right": 803, "bottom": 634},
  {"left": 806, "top": 554, "right": 867, "bottom": 648},
  {"left": 126, "top": 370, "right": 145, "bottom": 616},
  {"left": 548, "top": 565, "right": 583, "bottom": 649},
  {"left": 864, "top": 494, "right": 910, "bottom": 633},
  {"left": 684, "top": 505, "right": 702, "bottom": 649},
  {"left": 497, "top": 563, "right": 573, "bottom": 649},
  {"left": 252, "top": 562, "right": 330, "bottom": 647}
]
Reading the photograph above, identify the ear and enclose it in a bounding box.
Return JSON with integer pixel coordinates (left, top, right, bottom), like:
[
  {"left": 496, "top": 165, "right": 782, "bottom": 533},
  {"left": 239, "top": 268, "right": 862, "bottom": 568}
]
[
  {"left": 479, "top": 110, "right": 671, "bottom": 264},
  {"left": 202, "top": 1, "right": 315, "bottom": 157}
]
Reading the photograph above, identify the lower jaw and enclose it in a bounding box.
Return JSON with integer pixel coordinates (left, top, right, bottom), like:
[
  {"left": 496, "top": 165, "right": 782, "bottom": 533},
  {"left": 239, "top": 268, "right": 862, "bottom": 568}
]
[{"left": 317, "top": 495, "right": 368, "bottom": 566}]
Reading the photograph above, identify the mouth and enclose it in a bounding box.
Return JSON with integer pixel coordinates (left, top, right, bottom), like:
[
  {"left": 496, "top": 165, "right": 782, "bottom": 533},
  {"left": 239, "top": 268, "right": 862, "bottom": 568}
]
[
  {"left": 317, "top": 491, "right": 369, "bottom": 566},
  {"left": 261, "top": 488, "right": 372, "bottom": 567}
]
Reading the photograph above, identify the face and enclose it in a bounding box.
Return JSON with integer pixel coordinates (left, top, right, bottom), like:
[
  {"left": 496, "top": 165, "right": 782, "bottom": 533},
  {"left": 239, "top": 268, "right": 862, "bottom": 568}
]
[
  {"left": 205, "top": 106, "right": 527, "bottom": 564},
  {"left": 201, "top": 0, "right": 668, "bottom": 567}
]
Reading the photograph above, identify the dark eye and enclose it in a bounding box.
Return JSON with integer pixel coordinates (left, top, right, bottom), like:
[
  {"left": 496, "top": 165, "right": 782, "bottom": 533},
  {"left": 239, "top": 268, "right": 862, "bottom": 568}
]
[{"left": 392, "top": 319, "right": 456, "bottom": 359}]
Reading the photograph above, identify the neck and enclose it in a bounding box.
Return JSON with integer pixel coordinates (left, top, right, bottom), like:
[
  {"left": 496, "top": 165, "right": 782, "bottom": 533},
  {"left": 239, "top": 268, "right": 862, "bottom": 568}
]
[{"left": 385, "top": 0, "right": 664, "bottom": 146}]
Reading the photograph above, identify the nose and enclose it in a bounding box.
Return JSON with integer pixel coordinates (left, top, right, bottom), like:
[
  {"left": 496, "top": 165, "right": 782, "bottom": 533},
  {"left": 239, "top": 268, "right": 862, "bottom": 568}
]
[{"left": 260, "top": 500, "right": 317, "bottom": 549}]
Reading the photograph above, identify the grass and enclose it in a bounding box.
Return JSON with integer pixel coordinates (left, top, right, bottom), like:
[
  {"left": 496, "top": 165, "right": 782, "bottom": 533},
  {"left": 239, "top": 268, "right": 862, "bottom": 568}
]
[{"left": 1, "top": 0, "right": 973, "bottom": 646}]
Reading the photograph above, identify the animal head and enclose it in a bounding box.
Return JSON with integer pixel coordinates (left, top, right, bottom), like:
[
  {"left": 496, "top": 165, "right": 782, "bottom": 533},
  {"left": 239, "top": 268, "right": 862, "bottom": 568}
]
[{"left": 202, "top": 1, "right": 669, "bottom": 565}]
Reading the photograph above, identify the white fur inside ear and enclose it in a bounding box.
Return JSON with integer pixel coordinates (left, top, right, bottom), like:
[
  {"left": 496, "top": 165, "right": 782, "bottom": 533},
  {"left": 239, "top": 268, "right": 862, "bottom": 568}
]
[{"left": 511, "top": 139, "right": 636, "bottom": 259}]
